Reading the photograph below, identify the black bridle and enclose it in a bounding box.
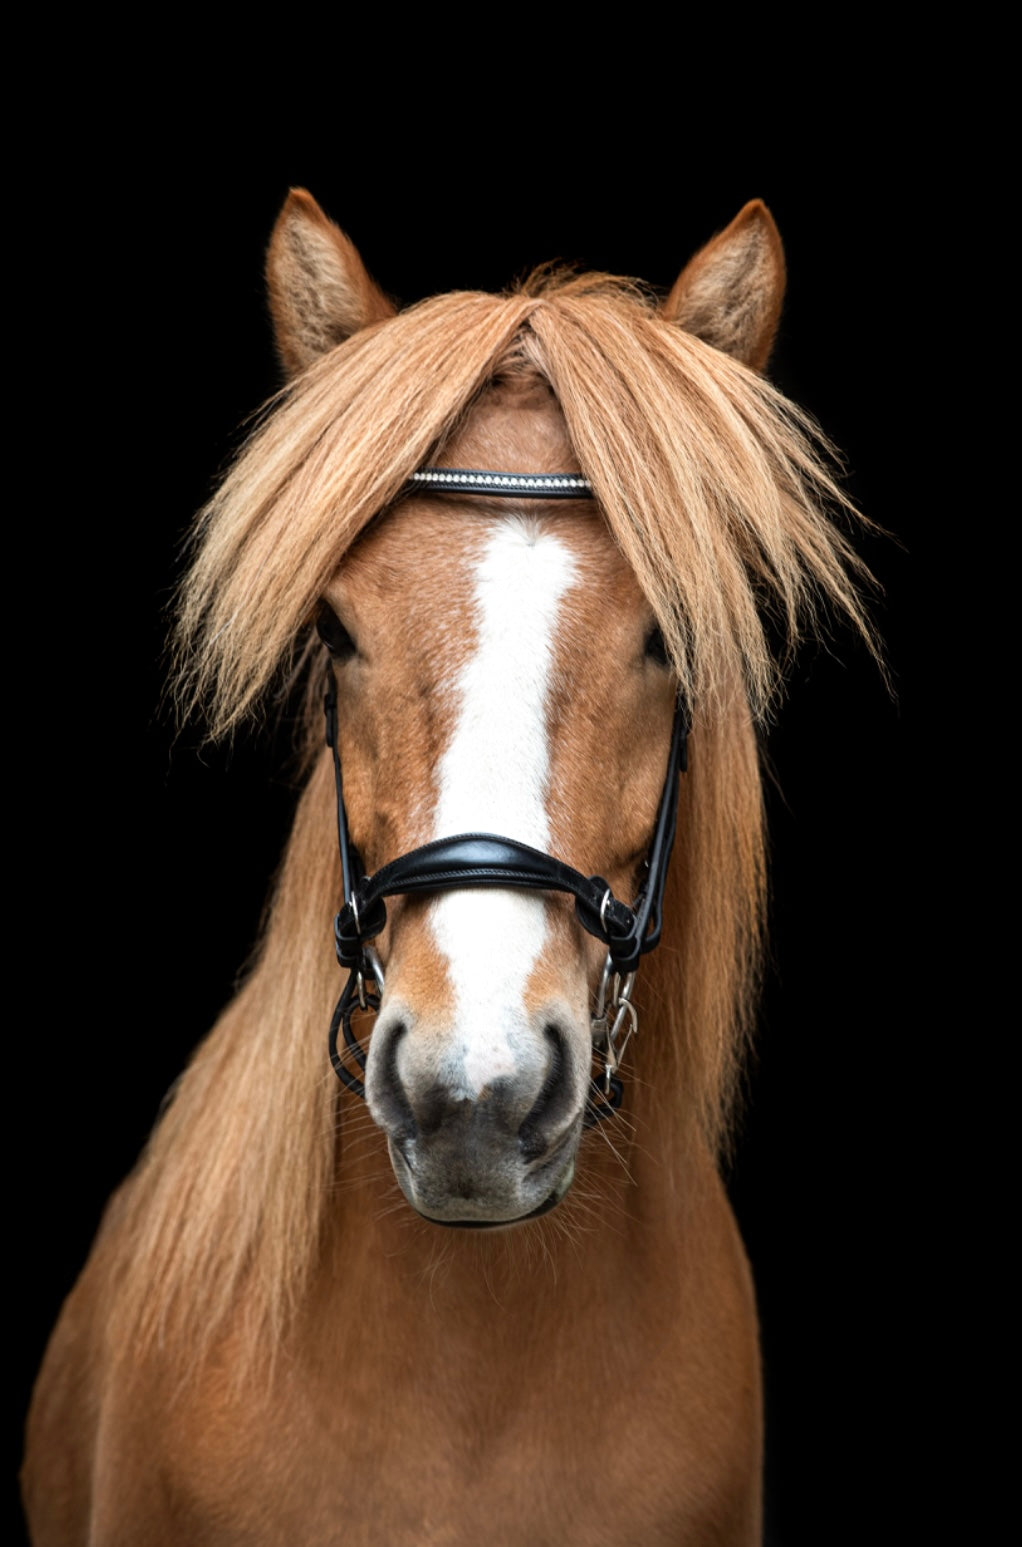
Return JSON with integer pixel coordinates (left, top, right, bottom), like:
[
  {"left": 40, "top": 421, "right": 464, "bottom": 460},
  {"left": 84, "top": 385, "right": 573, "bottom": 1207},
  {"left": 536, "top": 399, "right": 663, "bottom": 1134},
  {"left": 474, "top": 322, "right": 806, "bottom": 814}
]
[{"left": 324, "top": 469, "right": 690, "bottom": 1124}]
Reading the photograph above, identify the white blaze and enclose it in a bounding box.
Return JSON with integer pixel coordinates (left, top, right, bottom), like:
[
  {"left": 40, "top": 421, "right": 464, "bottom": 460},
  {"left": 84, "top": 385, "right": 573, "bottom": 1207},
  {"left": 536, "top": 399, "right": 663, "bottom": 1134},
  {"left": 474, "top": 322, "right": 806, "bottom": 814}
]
[{"left": 431, "top": 521, "right": 577, "bottom": 1094}]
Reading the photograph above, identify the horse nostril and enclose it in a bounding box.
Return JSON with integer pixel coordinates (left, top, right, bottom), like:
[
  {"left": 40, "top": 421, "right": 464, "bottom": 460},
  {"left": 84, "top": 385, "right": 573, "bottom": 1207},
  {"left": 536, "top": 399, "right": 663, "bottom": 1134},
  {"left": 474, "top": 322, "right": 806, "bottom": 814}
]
[
  {"left": 518, "top": 1023, "right": 573, "bottom": 1161},
  {"left": 370, "top": 1019, "right": 418, "bottom": 1141}
]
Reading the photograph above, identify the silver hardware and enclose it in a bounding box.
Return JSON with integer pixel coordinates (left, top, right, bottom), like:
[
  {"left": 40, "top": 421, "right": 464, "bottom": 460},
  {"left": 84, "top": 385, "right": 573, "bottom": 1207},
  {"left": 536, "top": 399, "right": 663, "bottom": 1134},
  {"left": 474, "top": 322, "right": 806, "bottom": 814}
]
[
  {"left": 365, "top": 945, "right": 386, "bottom": 993},
  {"left": 591, "top": 953, "right": 613, "bottom": 1048},
  {"left": 357, "top": 943, "right": 386, "bottom": 1012},
  {"left": 591, "top": 961, "right": 638, "bottom": 1091},
  {"left": 350, "top": 895, "right": 367, "bottom": 1006},
  {"left": 604, "top": 997, "right": 639, "bottom": 1090}
]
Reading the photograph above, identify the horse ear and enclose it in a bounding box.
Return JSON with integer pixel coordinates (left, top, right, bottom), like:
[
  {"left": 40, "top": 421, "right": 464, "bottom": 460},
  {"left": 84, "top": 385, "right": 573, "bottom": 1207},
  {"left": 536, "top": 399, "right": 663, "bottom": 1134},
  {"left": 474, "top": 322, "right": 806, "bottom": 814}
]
[
  {"left": 266, "top": 188, "right": 396, "bottom": 378},
  {"left": 663, "top": 200, "right": 786, "bottom": 372}
]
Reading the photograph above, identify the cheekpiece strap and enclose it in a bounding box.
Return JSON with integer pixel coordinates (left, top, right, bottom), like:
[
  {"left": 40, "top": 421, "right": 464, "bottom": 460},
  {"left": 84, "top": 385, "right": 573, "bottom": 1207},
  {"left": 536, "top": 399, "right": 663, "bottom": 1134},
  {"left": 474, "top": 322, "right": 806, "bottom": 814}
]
[{"left": 323, "top": 670, "right": 363, "bottom": 903}]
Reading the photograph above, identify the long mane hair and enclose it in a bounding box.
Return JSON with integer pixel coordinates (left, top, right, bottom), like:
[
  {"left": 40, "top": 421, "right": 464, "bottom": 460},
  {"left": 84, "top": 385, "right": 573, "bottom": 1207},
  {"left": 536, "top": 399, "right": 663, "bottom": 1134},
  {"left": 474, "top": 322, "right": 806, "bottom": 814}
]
[{"left": 106, "top": 270, "right": 876, "bottom": 1378}]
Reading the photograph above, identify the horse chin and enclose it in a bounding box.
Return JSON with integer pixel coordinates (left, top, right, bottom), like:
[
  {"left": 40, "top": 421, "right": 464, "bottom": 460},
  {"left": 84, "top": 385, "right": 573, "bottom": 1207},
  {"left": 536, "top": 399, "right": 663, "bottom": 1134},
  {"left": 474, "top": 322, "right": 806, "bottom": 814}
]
[{"left": 387, "top": 1143, "right": 578, "bottom": 1231}]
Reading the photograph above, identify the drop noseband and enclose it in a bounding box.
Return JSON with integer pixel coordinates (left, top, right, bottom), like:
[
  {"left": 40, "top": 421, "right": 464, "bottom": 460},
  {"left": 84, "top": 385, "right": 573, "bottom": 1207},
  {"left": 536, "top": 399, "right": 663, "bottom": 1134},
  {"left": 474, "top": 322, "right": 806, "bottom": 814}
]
[{"left": 324, "top": 468, "right": 690, "bottom": 1125}]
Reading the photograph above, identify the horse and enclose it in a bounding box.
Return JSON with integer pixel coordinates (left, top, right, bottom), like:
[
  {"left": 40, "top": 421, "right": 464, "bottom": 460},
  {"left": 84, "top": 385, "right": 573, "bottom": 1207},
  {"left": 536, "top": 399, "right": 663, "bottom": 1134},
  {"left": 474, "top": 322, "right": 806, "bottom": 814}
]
[{"left": 24, "top": 189, "right": 875, "bottom": 1545}]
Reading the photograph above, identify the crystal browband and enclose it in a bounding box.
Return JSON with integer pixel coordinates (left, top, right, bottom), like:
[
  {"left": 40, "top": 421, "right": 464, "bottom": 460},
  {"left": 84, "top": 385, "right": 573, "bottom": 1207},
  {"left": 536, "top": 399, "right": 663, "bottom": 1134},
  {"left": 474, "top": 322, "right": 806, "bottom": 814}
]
[{"left": 410, "top": 468, "right": 594, "bottom": 498}]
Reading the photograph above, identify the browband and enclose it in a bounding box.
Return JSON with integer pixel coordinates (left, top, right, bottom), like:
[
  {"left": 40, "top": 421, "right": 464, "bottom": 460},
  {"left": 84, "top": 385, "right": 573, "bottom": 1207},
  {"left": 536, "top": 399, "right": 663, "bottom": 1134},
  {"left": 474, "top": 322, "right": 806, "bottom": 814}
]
[{"left": 410, "top": 468, "right": 594, "bottom": 499}]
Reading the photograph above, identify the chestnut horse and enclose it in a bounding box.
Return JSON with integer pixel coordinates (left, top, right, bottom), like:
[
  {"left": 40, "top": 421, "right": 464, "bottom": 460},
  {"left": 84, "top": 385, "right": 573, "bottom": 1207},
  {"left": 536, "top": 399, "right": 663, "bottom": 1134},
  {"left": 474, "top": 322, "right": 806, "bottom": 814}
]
[{"left": 24, "top": 192, "right": 873, "bottom": 1544}]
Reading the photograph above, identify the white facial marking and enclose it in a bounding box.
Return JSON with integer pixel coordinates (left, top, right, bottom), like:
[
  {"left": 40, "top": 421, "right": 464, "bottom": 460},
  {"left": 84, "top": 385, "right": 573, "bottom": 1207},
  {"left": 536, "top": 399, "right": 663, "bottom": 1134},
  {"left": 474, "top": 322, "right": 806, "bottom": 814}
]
[{"left": 431, "top": 521, "right": 577, "bottom": 1095}]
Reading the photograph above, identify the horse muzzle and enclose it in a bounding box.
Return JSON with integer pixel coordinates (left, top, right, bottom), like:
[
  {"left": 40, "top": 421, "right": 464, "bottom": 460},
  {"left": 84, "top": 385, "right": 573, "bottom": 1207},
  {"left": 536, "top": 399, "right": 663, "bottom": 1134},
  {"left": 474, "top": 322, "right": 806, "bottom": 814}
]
[{"left": 365, "top": 999, "right": 589, "bottom": 1226}]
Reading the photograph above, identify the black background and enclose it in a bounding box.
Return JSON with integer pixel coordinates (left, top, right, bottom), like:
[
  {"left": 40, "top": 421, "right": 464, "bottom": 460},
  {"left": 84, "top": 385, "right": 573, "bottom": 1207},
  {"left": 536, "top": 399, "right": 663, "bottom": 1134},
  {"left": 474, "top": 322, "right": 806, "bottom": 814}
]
[{"left": 14, "top": 108, "right": 934, "bottom": 1544}]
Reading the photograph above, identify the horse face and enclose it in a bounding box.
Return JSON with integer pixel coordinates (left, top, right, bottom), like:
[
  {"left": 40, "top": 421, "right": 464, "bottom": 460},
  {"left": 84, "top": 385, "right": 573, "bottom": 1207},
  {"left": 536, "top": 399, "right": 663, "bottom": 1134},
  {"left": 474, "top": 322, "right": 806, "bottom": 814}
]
[{"left": 324, "top": 495, "right": 675, "bottom": 1225}]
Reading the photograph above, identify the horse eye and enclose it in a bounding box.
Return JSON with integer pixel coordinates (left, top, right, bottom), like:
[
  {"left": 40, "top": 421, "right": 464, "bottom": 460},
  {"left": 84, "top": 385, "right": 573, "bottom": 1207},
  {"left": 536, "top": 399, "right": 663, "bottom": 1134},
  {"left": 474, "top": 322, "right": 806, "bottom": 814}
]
[
  {"left": 645, "top": 625, "right": 669, "bottom": 667},
  {"left": 316, "top": 601, "right": 357, "bottom": 660}
]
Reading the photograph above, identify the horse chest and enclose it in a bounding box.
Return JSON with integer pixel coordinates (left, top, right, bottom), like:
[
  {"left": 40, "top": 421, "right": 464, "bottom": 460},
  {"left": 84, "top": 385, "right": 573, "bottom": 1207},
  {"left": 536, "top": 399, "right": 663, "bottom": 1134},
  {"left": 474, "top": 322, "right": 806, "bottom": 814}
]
[
  {"left": 155, "top": 1337, "right": 752, "bottom": 1546},
  {"left": 139, "top": 1191, "right": 760, "bottom": 1546}
]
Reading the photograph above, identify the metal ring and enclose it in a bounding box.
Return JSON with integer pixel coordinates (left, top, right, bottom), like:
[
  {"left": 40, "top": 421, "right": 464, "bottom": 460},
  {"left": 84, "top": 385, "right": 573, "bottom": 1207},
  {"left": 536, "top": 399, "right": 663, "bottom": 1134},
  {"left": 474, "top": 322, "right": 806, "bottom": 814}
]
[
  {"left": 607, "top": 999, "right": 639, "bottom": 1075},
  {"left": 599, "top": 888, "right": 613, "bottom": 930},
  {"left": 593, "top": 953, "right": 613, "bottom": 1023},
  {"left": 365, "top": 944, "right": 386, "bottom": 992}
]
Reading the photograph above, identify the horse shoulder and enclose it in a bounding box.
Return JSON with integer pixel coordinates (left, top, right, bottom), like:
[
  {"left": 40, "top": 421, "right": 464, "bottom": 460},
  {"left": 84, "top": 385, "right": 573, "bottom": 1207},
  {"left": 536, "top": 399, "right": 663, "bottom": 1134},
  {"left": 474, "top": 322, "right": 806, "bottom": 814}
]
[
  {"left": 23, "top": 1177, "right": 221, "bottom": 1546},
  {"left": 23, "top": 1182, "right": 133, "bottom": 1545},
  {"left": 602, "top": 1148, "right": 763, "bottom": 1543}
]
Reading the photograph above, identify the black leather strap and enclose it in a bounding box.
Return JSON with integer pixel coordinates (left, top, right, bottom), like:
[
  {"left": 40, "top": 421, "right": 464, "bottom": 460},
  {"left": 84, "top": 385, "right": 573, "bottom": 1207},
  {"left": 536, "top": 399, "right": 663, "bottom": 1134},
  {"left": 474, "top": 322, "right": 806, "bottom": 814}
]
[
  {"left": 624, "top": 690, "right": 688, "bottom": 962},
  {"left": 324, "top": 671, "right": 365, "bottom": 903}
]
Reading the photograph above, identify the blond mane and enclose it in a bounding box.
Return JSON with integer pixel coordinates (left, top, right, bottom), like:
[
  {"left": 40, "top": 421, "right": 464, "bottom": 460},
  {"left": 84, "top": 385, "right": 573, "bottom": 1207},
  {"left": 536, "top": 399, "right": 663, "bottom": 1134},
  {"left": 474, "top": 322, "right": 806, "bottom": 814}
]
[{"left": 108, "top": 272, "right": 875, "bottom": 1379}]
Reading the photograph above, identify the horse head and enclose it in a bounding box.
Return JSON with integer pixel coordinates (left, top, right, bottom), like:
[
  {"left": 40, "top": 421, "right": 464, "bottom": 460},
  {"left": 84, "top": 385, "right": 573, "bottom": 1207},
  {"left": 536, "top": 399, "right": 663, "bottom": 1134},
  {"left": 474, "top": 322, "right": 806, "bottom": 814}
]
[{"left": 257, "top": 190, "right": 788, "bottom": 1226}]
